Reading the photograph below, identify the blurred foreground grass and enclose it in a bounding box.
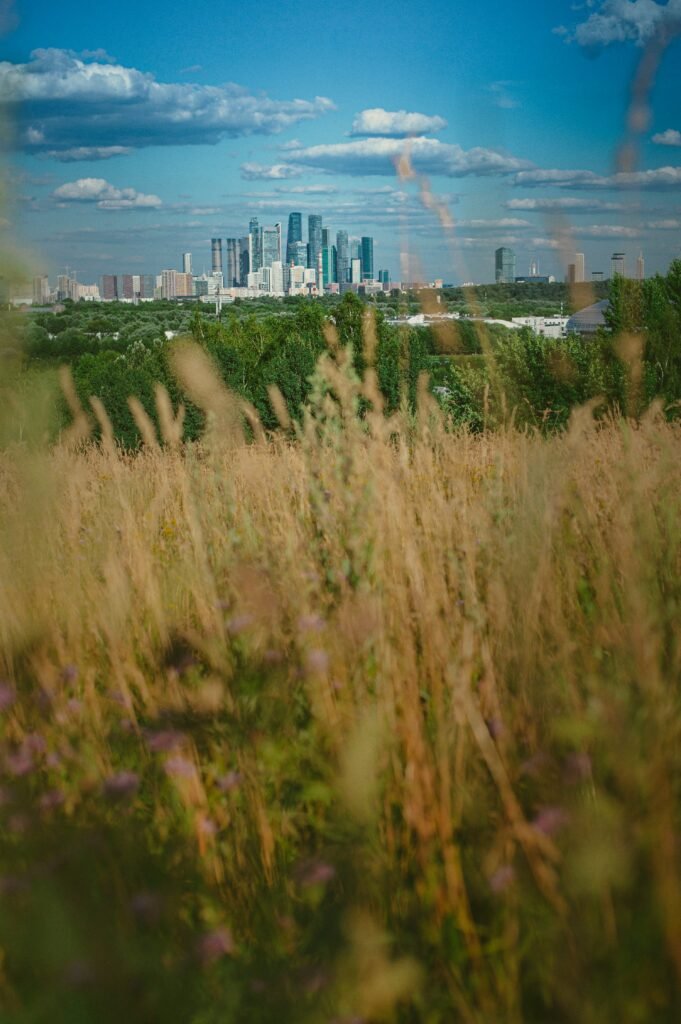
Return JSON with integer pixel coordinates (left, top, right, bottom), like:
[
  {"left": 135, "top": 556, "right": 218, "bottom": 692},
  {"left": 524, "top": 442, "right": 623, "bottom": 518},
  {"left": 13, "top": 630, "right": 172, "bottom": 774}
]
[{"left": 1, "top": 342, "right": 681, "bottom": 1023}]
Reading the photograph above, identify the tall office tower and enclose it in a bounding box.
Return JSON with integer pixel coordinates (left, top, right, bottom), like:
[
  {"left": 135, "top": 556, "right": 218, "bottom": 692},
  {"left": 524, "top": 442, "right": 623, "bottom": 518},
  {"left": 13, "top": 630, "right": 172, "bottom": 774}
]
[
  {"left": 636, "top": 251, "right": 645, "bottom": 281},
  {"left": 574, "top": 253, "right": 585, "bottom": 283},
  {"left": 351, "top": 258, "right": 362, "bottom": 285},
  {"left": 361, "top": 236, "right": 374, "bottom": 281},
  {"left": 349, "top": 237, "right": 361, "bottom": 262},
  {"left": 57, "top": 274, "right": 71, "bottom": 301},
  {"left": 592, "top": 271, "right": 604, "bottom": 282},
  {"left": 101, "top": 275, "right": 118, "bottom": 301},
  {"left": 239, "top": 236, "right": 251, "bottom": 285},
  {"left": 225, "top": 238, "right": 239, "bottom": 287},
  {"left": 567, "top": 264, "right": 577, "bottom": 285},
  {"left": 308, "top": 215, "right": 323, "bottom": 270},
  {"left": 611, "top": 252, "right": 626, "bottom": 278},
  {"left": 32, "top": 275, "right": 50, "bottom": 304},
  {"left": 262, "top": 223, "right": 282, "bottom": 268},
  {"left": 211, "top": 238, "right": 223, "bottom": 275},
  {"left": 183, "top": 252, "right": 192, "bottom": 275},
  {"left": 290, "top": 241, "right": 308, "bottom": 266},
  {"left": 249, "top": 218, "right": 262, "bottom": 272},
  {"left": 141, "top": 274, "right": 155, "bottom": 299},
  {"left": 270, "top": 261, "right": 285, "bottom": 295},
  {"left": 336, "top": 230, "right": 349, "bottom": 283},
  {"left": 495, "top": 247, "right": 516, "bottom": 284},
  {"left": 322, "top": 244, "right": 337, "bottom": 287},
  {"left": 286, "top": 212, "right": 303, "bottom": 264},
  {"left": 121, "top": 274, "right": 135, "bottom": 300},
  {"left": 175, "top": 273, "right": 193, "bottom": 297}
]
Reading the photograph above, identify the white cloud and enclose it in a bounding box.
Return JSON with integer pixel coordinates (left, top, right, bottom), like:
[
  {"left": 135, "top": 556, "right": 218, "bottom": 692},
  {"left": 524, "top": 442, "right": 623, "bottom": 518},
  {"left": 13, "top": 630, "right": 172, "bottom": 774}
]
[
  {"left": 647, "top": 218, "right": 681, "bottom": 228},
  {"left": 1, "top": 49, "right": 336, "bottom": 157},
  {"left": 565, "top": 0, "right": 681, "bottom": 49},
  {"left": 240, "top": 162, "right": 305, "bottom": 180},
  {"left": 274, "top": 184, "right": 338, "bottom": 194},
  {"left": 505, "top": 197, "right": 629, "bottom": 212},
  {"left": 575, "top": 224, "right": 642, "bottom": 238},
  {"left": 457, "top": 217, "right": 532, "bottom": 229},
  {"left": 52, "top": 177, "right": 162, "bottom": 209},
  {"left": 652, "top": 129, "right": 681, "bottom": 147},
  {"left": 488, "top": 82, "right": 520, "bottom": 110},
  {"left": 44, "top": 146, "right": 132, "bottom": 162},
  {"left": 283, "top": 136, "right": 531, "bottom": 178},
  {"left": 514, "top": 165, "right": 681, "bottom": 190},
  {"left": 349, "top": 108, "right": 447, "bottom": 137}
]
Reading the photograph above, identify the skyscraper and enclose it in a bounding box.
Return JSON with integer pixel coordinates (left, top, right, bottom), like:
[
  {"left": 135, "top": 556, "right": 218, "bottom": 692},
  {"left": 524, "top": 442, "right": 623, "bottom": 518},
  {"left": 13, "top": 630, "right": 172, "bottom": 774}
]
[
  {"left": 308, "top": 215, "right": 322, "bottom": 271},
  {"left": 249, "top": 218, "right": 262, "bottom": 272},
  {"left": 574, "top": 253, "right": 585, "bottom": 283},
  {"left": 636, "top": 252, "right": 645, "bottom": 281},
  {"left": 322, "top": 244, "right": 337, "bottom": 287},
  {"left": 286, "top": 212, "right": 303, "bottom": 265},
  {"left": 290, "top": 241, "right": 308, "bottom": 266},
  {"left": 611, "top": 252, "right": 626, "bottom": 278},
  {"left": 495, "top": 247, "right": 515, "bottom": 284},
  {"left": 239, "top": 236, "right": 251, "bottom": 285},
  {"left": 211, "top": 239, "right": 223, "bottom": 275},
  {"left": 225, "top": 238, "right": 239, "bottom": 287},
  {"left": 361, "top": 237, "right": 374, "bottom": 281},
  {"left": 183, "top": 252, "right": 192, "bottom": 275},
  {"left": 101, "top": 275, "right": 118, "bottom": 301},
  {"left": 32, "top": 275, "right": 50, "bottom": 304},
  {"left": 336, "top": 231, "right": 349, "bottom": 284},
  {"left": 262, "top": 223, "right": 282, "bottom": 268}
]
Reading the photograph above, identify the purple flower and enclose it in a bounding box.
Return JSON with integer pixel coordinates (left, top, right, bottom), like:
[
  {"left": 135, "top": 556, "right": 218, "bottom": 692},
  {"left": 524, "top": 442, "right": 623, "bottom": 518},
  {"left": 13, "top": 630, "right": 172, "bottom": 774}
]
[
  {"left": 306, "top": 649, "right": 329, "bottom": 674},
  {"left": 5, "top": 748, "right": 34, "bottom": 776},
  {"left": 489, "top": 864, "right": 516, "bottom": 893},
  {"left": 564, "top": 752, "right": 592, "bottom": 784},
  {"left": 226, "top": 614, "right": 254, "bottom": 635},
  {"left": 103, "top": 771, "right": 139, "bottom": 800},
  {"left": 146, "top": 729, "right": 185, "bottom": 753},
  {"left": 197, "top": 816, "right": 217, "bottom": 836},
  {"left": 0, "top": 683, "right": 16, "bottom": 712},
  {"left": 297, "top": 859, "right": 336, "bottom": 888},
  {"left": 197, "top": 927, "right": 234, "bottom": 963},
  {"left": 298, "top": 614, "right": 325, "bottom": 633},
  {"left": 164, "top": 756, "right": 195, "bottom": 779},
  {"left": 39, "top": 789, "right": 64, "bottom": 811},
  {"left": 485, "top": 717, "right": 504, "bottom": 740},
  {"left": 217, "top": 770, "right": 242, "bottom": 792},
  {"left": 263, "top": 649, "right": 283, "bottom": 664},
  {"left": 61, "top": 664, "right": 78, "bottom": 683},
  {"left": 531, "top": 807, "right": 570, "bottom": 837},
  {"left": 519, "top": 752, "right": 550, "bottom": 778}
]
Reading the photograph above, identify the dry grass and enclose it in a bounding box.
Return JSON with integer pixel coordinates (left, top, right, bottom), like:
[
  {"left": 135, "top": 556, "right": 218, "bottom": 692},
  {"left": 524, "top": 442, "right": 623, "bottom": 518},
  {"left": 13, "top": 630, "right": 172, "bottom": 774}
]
[{"left": 1, "top": 346, "right": 681, "bottom": 1023}]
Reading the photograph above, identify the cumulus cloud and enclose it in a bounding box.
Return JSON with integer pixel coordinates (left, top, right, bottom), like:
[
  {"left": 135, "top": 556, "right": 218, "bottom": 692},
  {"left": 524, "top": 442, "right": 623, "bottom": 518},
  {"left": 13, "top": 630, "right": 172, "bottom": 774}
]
[
  {"left": 52, "top": 177, "right": 162, "bottom": 209},
  {"left": 505, "top": 197, "right": 629, "bottom": 212},
  {"left": 1, "top": 49, "right": 336, "bottom": 157},
  {"left": 564, "top": 0, "right": 681, "bottom": 49},
  {"left": 240, "top": 162, "right": 305, "bottom": 180},
  {"left": 652, "top": 129, "right": 681, "bottom": 146},
  {"left": 282, "top": 136, "right": 531, "bottom": 178},
  {"left": 514, "top": 165, "right": 681, "bottom": 190},
  {"left": 349, "top": 108, "right": 447, "bottom": 136},
  {"left": 44, "top": 146, "right": 132, "bottom": 162}
]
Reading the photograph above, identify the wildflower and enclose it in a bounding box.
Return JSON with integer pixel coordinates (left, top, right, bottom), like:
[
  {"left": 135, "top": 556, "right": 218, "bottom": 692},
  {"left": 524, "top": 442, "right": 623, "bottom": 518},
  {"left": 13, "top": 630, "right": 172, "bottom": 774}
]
[
  {"left": 489, "top": 864, "right": 516, "bottom": 893},
  {"left": 531, "top": 807, "right": 570, "bottom": 837},
  {"left": 39, "top": 789, "right": 64, "bottom": 811},
  {"left": 298, "top": 613, "right": 325, "bottom": 632},
  {"left": 6, "top": 747, "right": 34, "bottom": 777},
  {"left": 217, "top": 770, "right": 242, "bottom": 792},
  {"left": 197, "top": 927, "right": 234, "bottom": 963},
  {"left": 146, "top": 729, "right": 185, "bottom": 752},
  {"left": 297, "top": 859, "right": 336, "bottom": 888},
  {"left": 564, "top": 752, "right": 592, "bottom": 784},
  {"left": 103, "top": 771, "right": 140, "bottom": 800},
  {"left": 226, "top": 614, "right": 254, "bottom": 635},
  {"left": 197, "top": 815, "right": 217, "bottom": 836},
  {"left": 164, "top": 755, "right": 195, "bottom": 778},
  {"left": 61, "top": 664, "right": 78, "bottom": 683},
  {"left": 485, "top": 717, "right": 504, "bottom": 740},
  {"left": 306, "top": 649, "right": 329, "bottom": 674}
]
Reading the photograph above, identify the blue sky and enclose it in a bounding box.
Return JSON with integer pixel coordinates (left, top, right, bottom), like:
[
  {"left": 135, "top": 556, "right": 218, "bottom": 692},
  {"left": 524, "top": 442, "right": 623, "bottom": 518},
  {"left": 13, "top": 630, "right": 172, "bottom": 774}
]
[{"left": 5, "top": 0, "right": 681, "bottom": 284}]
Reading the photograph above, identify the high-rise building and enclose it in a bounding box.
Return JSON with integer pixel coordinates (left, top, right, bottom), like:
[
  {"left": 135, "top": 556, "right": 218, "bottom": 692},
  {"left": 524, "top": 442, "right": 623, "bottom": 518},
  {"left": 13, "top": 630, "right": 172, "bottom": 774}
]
[
  {"left": 574, "top": 253, "right": 585, "bottom": 283},
  {"left": 183, "top": 252, "right": 192, "bottom": 275},
  {"left": 322, "top": 244, "right": 337, "bottom": 287},
  {"left": 308, "top": 215, "right": 323, "bottom": 271},
  {"left": 141, "top": 275, "right": 155, "bottom": 299},
  {"left": 162, "top": 270, "right": 178, "bottom": 299},
  {"left": 225, "top": 238, "right": 239, "bottom": 287},
  {"left": 101, "top": 275, "right": 118, "bottom": 301},
  {"left": 286, "top": 212, "right": 303, "bottom": 265},
  {"left": 239, "top": 236, "right": 251, "bottom": 285},
  {"left": 249, "top": 218, "right": 262, "bottom": 272},
  {"left": 636, "top": 252, "right": 645, "bottom": 281},
  {"left": 211, "top": 238, "right": 223, "bottom": 275},
  {"left": 611, "top": 252, "right": 626, "bottom": 278},
  {"left": 262, "top": 223, "right": 282, "bottom": 268},
  {"left": 351, "top": 257, "right": 362, "bottom": 284},
  {"left": 289, "top": 241, "right": 308, "bottom": 266},
  {"left": 57, "top": 274, "right": 71, "bottom": 301},
  {"left": 121, "top": 274, "right": 135, "bottom": 300},
  {"left": 361, "top": 236, "right": 374, "bottom": 281},
  {"left": 495, "top": 247, "right": 516, "bottom": 284},
  {"left": 32, "top": 275, "right": 50, "bottom": 304},
  {"left": 336, "top": 231, "right": 349, "bottom": 284}
]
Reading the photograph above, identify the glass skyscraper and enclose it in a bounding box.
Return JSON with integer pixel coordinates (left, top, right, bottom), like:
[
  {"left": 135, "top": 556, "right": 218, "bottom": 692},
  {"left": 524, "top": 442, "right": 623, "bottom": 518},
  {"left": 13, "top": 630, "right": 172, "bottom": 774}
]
[
  {"left": 249, "top": 217, "right": 262, "bottom": 272},
  {"left": 361, "top": 237, "right": 374, "bottom": 281},
  {"left": 495, "top": 247, "right": 516, "bottom": 284},
  {"left": 336, "top": 230, "right": 349, "bottom": 284},
  {"left": 225, "top": 238, "right": 239, "bottom": 287},
  {"left": 262, "top": 223, "right": 282, "bottom": 268},
  {"left": 308, "top": 215, "right": 323, "bottom": 271},
  {"left": 286, "top": 212, "right": 302, "bottom": 265}
]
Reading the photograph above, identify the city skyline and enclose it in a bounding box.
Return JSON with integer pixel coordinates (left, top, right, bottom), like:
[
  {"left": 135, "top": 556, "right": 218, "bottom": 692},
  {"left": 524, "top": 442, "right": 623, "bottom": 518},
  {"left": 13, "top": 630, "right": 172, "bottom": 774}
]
[{"left": 4, "top": 0, "right": 681, "bottom": 284}]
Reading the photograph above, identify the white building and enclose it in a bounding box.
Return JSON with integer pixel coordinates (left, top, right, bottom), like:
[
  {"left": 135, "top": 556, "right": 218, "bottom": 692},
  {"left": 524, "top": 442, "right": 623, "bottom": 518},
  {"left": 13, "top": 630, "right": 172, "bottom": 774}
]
[{"left": 511, "top": 316, "right": 570, "bottom": 339}]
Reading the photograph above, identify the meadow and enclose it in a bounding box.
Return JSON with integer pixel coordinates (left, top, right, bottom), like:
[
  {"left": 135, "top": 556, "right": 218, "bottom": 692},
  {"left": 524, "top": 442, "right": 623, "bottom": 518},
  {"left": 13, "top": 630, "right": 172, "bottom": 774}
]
[{"left": 2, "top": 326, "right": 681, "bottom": 1023}]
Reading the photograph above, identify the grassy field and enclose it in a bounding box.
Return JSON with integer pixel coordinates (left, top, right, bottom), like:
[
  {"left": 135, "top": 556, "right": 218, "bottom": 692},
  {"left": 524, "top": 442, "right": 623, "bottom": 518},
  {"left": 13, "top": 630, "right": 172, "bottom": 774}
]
[{"left": 2, "top": 343, "right": 681, "bottom": 1022}]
